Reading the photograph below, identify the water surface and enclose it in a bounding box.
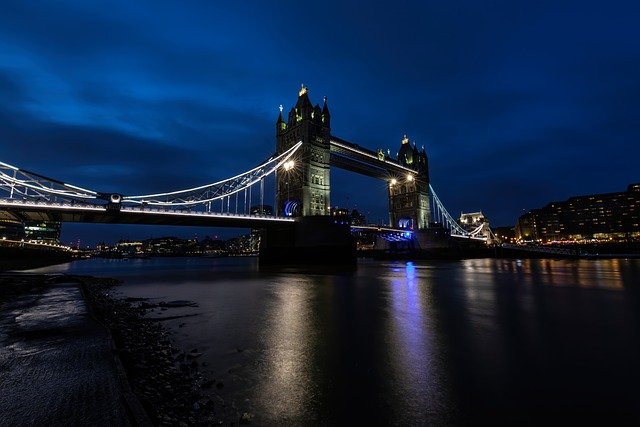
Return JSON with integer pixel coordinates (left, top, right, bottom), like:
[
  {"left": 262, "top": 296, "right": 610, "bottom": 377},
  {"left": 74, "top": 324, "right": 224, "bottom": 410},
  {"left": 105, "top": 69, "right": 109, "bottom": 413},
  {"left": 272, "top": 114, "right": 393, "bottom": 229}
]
[{"left": 34, "top": 257, "right": 640, "bottom": 425}]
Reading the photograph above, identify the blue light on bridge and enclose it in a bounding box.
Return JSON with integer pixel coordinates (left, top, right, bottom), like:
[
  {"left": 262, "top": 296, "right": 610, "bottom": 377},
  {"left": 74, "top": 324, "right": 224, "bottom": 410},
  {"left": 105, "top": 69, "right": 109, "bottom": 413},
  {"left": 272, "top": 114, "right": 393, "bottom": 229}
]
[{"left": 284, "top": 200, "right": 299, "bottom": 217}]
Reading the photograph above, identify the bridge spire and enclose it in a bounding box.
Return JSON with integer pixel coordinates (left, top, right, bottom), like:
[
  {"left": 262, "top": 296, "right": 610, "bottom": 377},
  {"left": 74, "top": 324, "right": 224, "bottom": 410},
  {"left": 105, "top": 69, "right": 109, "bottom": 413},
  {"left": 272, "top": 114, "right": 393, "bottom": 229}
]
[
  {"left": 276, "top": 104, "right": 286, "bottom": 134},
  {"left": 322, "top": 95, "right": 331, "bottom": 127}
]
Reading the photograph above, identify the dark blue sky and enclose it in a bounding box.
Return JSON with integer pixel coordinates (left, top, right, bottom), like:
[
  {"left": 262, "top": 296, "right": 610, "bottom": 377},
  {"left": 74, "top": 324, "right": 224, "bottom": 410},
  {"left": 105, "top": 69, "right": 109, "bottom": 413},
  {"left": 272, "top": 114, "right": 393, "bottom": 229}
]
[{"left": 1, "top": 1, "right": 639, "bottom": 245}]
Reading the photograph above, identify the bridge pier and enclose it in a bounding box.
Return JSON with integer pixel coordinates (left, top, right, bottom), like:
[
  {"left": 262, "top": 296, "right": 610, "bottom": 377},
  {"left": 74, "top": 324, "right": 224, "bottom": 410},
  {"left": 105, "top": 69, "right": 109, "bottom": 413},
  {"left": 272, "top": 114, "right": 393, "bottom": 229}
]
[{"left": 259, "top": 216, "right": 356, "bottom": 266}]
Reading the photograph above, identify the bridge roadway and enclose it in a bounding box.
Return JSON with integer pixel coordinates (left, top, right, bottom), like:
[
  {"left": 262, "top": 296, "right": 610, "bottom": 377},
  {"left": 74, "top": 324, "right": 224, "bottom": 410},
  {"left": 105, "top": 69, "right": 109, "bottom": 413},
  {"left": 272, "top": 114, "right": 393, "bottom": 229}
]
[
  {"left": 0, "top": 198, "right": 296, "bottom": 228},
  {"left": 329, "top": 137, "right": 415, "bottom": 180}
]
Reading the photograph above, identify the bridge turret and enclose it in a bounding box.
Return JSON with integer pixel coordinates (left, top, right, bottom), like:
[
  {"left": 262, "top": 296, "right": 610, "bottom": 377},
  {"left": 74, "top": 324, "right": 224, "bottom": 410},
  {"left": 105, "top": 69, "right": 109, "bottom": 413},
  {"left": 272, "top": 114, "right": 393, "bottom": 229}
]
[
  {"left": 313, "top": 104, "right": 322, "bottom": 125},
  {"left": 417, "top": 146, "right": 429, "bottom": 176},
  {"left": 397, "top": 134, "right": 414, "bottom": 167},
  {"left": 294, "top": 84, "right": 314, "bottom": 120},
  {"left": 322, "top": 96, "right": 331, "bottom": 128},
  {"left": 388, "top": 134, "right": 431, "bottom": 230},
  {"left": 276, "top": 105, "right": 286, "bottom": 135},
  {"left": 276, "top": 85, "right": 331, "bottom": 217}
]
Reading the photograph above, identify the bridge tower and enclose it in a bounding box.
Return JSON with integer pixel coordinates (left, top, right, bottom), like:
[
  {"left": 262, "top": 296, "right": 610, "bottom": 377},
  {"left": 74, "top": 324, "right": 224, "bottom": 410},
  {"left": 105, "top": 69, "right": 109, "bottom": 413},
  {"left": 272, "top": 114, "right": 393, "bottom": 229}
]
[
  {"left": 388, "top": 135, "right": 431, "bottom": 230},
  {"left": 276, "top": 85, "right": 331, "bottom": 217}
]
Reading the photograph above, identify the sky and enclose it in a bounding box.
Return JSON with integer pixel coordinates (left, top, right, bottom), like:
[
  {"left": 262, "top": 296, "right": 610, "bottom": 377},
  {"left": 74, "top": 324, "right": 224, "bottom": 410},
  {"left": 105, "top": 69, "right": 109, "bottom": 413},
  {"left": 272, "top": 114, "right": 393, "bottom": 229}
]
[{"left": 1, "top": 0, "right": 639, "bottom": 246}]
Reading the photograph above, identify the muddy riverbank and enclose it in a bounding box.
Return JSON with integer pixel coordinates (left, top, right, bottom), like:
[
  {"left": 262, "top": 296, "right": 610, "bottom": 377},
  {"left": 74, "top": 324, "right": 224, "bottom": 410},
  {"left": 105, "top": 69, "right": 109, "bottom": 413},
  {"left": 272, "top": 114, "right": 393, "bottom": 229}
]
[{"left": 0, "top": 273, "right": 222, "bottom": 426}]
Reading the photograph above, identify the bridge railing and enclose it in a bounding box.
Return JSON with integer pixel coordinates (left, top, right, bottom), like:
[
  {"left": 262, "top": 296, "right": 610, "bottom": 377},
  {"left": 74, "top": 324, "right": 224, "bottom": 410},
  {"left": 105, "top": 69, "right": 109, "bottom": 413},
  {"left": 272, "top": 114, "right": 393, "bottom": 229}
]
[
  {"left": 1, "top": 142, "right": 302, "bottom": 217},
  {"left": 0, "top": 161, "right": 97, "bottom": 203},
  {"left": 122, "top": 141, "right": 302, "bottom": 208}
]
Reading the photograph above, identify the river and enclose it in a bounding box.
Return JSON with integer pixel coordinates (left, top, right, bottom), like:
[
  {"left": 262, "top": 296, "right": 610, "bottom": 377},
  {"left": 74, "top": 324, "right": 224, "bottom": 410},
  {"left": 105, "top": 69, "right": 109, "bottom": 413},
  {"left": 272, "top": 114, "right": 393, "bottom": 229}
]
[{"left": 32, "top": 257, "right": 640, "bottom": 425}]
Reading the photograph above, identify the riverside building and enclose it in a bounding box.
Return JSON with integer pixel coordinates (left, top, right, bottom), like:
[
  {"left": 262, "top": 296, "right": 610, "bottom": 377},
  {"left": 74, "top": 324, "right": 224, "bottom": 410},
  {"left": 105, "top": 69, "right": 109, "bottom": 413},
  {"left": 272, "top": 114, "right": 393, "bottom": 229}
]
[{"left": 516, "top": 183, "right": 640, "bottom": 243}]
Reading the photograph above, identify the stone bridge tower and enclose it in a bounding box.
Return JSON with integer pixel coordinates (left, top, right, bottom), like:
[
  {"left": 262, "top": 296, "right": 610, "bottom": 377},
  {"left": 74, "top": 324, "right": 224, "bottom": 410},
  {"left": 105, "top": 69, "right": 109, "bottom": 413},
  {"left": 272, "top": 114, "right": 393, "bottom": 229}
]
[
  {"left": 388, "top": 135, "right": 431, "bottom": 230},
  {"left": 276, "top": 85, "right": 331, "bottom": 217}
]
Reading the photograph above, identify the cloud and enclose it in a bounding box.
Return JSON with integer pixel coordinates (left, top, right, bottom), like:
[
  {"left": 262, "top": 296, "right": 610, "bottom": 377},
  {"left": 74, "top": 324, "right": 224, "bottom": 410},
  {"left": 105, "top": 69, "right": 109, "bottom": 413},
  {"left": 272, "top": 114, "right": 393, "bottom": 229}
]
[{"left": 1, "top": 0, "right": 639, "bottom": 244}]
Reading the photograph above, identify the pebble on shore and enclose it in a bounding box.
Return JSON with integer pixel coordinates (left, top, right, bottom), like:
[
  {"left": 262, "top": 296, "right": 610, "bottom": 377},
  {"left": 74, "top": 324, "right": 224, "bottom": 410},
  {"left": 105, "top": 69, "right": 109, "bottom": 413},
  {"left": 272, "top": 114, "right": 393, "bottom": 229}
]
[{"left": 78, "top": 276, "right": 220, "bottom": 426}]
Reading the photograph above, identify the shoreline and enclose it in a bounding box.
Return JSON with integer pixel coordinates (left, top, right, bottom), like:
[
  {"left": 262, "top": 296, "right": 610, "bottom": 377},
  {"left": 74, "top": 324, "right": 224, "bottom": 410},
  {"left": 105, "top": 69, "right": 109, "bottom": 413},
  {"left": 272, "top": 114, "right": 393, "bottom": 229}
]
[
  {"left": 1, "top": 273, "right": 222, "bottom": 426},
  {"left": 78, "top": 275, "right": 221, "bottom": 426}
]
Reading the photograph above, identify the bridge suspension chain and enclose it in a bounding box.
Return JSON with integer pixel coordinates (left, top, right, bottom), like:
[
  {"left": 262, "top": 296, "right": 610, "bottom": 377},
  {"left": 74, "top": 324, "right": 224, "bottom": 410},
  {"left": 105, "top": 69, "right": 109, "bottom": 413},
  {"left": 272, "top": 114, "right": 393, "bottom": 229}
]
[
  {"left": 429, "top": 184, "right": 472, "bottom": 237},
  {"left": 0, "top": 142, "right": 302, "bottom": 213},
  {"left": 0, "top": 161, "right": 98, "bottom": 202},
  {"left": 123, "top": 141, "right": 301, "bottom": 207}
]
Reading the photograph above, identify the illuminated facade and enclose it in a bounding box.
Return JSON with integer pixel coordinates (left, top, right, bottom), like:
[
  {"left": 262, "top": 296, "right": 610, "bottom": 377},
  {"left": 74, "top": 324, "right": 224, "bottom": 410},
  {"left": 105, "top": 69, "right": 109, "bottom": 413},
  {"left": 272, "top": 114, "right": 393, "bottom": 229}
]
[
  {"left": 516, "top": 183, "right": 640, "bottom": 242},
  {"left": 388, "top": 135, "right": 430, "bottom": 229},
  {"left": 24, "top": 221, "right": 61, "bottom": 243},
  {"left": 459, "top": 211, "right": 492, "bottom": 240},
  {"left": 276, "top": 85, "right": 331, "bottom": 217}
]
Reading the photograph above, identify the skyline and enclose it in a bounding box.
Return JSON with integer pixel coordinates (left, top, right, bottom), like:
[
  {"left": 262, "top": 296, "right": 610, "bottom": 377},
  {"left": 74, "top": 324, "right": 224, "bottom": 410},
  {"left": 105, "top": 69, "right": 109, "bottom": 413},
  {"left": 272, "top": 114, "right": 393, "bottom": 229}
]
[{"left": 1, "top": 1, "right": 639, "bottom": 245}]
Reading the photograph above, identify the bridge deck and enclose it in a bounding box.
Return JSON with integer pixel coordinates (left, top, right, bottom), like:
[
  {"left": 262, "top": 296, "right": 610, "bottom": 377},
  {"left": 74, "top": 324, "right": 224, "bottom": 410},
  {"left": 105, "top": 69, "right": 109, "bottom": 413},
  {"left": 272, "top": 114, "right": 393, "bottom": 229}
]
[{"left": 0, "top": 199, "right": 295, "bottom": 228}]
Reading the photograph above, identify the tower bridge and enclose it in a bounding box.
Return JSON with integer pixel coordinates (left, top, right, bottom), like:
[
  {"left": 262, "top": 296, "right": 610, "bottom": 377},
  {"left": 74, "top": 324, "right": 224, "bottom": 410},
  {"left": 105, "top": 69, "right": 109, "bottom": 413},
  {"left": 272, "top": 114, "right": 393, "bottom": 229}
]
[{"left": 0, "top": 86, "right": 491, "bottom": 264}]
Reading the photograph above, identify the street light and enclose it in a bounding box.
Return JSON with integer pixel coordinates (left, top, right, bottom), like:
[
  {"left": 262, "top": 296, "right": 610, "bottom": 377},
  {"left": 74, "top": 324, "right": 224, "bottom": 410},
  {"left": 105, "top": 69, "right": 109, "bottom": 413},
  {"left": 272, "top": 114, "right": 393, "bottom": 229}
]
[
  {"left": 390, "top": 178, "right": 397, "bottom": 186},
  {"left": 282, "top": 160, "right": 295, "bottom": 216},
  {"left": 407, "top": 174, "right": 414, "bottom": 182},
  {"left": 284, "top": 160, "right": 295, "bottom": 171}
]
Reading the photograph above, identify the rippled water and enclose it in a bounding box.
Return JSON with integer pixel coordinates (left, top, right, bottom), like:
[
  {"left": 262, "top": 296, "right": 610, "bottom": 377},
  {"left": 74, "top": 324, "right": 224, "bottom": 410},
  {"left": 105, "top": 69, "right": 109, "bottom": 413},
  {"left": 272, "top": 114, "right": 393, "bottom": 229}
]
[{"left": 34, "top": 257, "right": 640, "bottom": 425}]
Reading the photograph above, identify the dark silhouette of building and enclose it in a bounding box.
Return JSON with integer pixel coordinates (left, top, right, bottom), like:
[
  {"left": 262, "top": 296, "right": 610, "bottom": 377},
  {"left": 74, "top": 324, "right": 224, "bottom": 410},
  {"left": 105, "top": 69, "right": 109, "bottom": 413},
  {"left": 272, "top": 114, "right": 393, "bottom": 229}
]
[
  {"left": 493, "top": 226, "right": 516, "bottom": 244},
  {"left": 250, "top": 205, "right": 274, "bottom": 216},
  {"left": 516, "top": 183, "right": 640, "bottom": 242},
  {"left": 350, "top": 209, "right": 367, "bottom": 226},
  {"left": 0, "top": 218, "right": 25, "bottom": 240}
]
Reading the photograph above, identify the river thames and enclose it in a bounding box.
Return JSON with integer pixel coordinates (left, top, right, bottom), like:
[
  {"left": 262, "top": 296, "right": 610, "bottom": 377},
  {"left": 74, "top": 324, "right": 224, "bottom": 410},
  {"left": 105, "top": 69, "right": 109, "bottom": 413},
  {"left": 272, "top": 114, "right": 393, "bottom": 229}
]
[{"left": 34, "top": 257, "right": 640, "bottom": 425}]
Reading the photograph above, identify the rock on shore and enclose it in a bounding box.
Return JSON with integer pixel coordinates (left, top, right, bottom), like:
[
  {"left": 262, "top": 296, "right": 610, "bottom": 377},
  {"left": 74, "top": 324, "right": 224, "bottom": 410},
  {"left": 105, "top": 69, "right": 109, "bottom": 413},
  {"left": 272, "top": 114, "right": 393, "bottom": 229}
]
[{"left": 79, "top": 276, "right": 220, "bottom": 426}]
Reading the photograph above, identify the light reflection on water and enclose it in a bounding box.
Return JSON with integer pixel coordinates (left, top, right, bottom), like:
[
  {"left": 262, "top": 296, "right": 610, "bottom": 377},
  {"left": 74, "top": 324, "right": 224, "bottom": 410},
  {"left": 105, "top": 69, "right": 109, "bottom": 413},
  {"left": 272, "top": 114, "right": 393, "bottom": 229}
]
[
  {"left": 463, "top": 258, "right": 628, "bottom": 290},
  {"left": 31, "top": 257, "right": 640, "bottom": 424},
  {"left": 255, "top": 276, "right": 316, "bottom": 423},
  {"left": 385, "top": 261, "right": 450, "bottom": 422}
]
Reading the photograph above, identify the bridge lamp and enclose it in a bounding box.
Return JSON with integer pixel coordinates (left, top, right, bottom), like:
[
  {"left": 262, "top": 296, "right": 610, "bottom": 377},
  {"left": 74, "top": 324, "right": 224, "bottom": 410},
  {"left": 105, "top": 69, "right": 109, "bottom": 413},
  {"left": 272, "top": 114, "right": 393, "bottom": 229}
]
[
  {"left": 284, "top": 160, "right": 295, "bottom": 171},
  {"left": 406, "top": 174, "right": 414, "bottom": 182},
  {"left": 390, "top": 178, "right": 397, "bottom": 186}
]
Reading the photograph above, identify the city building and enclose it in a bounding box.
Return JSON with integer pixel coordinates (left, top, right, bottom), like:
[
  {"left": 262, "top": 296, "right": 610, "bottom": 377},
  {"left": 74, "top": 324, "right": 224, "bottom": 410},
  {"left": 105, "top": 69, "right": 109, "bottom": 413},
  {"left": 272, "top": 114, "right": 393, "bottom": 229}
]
[
  {"left": 330, "top": 207, "right": 350, "bottom": 217},
  {"left": 0, "top": 218, "right": 25, "bottom": 240},
  {"left": 24, "top": 221, "right": 61, "bottom": 243},
  {"left": 350, "top": 209, "right": 367, "bottom": 226},
  {"left": 516, "top": 183, "right": 640, "bottom": 242},
  {"left": 250, "top": 205, "right": 273, "bottom": 216},
  {"left": 225, "top": 230, "right": 261, "bottom": 254},
  {"left": 459, "top": 212, "right": 492, "bottom": 240},
  {"left": 493, "top": 226, "right": 516, "bottom": 244}
]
